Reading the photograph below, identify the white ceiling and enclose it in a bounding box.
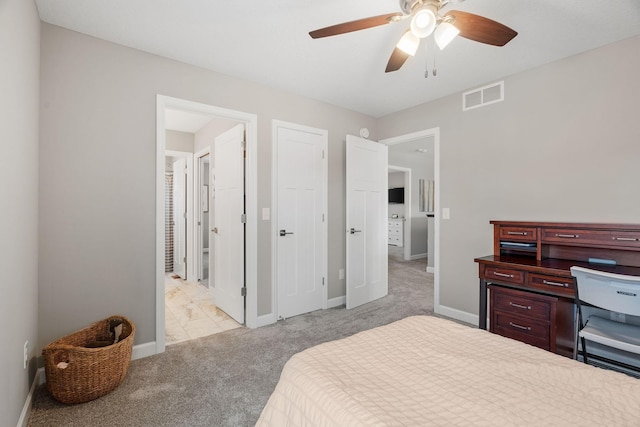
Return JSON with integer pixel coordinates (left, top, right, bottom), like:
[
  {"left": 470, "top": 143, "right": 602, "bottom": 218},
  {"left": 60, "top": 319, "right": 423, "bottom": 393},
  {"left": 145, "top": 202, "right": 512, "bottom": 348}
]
[
  {"left": 165, "top": 108, "right": 213, "bottom": 133},
  {"left": 35, "top": 0, "right": 640, "bottom": 117}
]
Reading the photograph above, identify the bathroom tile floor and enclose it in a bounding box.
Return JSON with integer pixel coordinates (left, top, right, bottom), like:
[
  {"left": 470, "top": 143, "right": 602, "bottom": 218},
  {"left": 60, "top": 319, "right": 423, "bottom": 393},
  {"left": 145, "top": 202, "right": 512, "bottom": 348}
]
[{"left": 165, "top": 274, "right": 242, "bottom": 345}]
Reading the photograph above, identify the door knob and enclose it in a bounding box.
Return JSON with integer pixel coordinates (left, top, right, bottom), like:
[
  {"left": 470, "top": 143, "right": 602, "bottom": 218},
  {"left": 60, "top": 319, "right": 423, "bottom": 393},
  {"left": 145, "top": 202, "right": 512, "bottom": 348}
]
[
  {"left": 211, "top": 227, "right": 218, "bottom": 234},
  {"left": 279, "top": 229, "right": 294, "bottom": 237},
  {"left": 349, "top": 228, "right": 362, "bottom": 234}
]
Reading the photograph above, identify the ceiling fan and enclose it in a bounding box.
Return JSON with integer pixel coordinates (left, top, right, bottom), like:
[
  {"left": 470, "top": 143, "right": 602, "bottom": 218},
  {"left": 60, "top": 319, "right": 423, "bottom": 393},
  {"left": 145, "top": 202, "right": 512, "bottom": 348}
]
[{"left": 309, "top": 0, "right": 518, "bottom": 73}]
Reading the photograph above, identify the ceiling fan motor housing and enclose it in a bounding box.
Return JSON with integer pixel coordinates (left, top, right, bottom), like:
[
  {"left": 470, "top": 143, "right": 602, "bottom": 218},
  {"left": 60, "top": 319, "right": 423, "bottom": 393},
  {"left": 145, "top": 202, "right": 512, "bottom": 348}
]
[{"left": 400, "top": 0, "right": 442, "bottom": 16}]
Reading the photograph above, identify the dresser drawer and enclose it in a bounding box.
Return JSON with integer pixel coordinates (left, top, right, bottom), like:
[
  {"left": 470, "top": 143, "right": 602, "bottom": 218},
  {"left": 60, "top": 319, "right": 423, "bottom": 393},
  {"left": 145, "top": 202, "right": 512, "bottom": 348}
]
[
  {"left": 499, "top": 226, "right": 537, "bottom": 241},
  {"left": 491, "top": 286, "right": 552, "bottom": 320},
  {"left": 492, "top": 311, "right": 551, "bottom": 351},
  {"left": 484, "top": 267, "right": 525, "bottom": 285},
  {"left": 527, "top": 273, "right": 574, "bottom": 297},
  {"left": 542, "top": 228, "right": 640, "bottom": 249}
]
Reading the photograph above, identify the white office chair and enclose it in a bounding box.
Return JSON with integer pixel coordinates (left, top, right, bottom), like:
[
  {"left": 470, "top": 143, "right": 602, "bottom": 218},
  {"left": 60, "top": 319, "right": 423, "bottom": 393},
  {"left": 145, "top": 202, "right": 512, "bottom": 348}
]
[{"left": 571, "top": 266, "right": 640, "bottom": 371}]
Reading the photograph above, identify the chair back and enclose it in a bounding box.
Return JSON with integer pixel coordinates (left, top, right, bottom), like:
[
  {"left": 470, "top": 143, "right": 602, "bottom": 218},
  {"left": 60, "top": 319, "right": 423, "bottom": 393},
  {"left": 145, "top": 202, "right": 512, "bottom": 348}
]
[{"left": 571, "top": 266, "right": 640, "bottom": 317}]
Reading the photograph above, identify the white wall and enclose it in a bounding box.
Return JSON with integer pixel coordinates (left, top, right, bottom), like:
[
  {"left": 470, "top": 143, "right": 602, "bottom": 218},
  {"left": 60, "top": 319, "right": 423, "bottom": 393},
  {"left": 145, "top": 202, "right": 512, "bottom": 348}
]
[
  {"left": 0, "top": 0, "right": 40, "bottom": 425},
  {"left": 38, "top": 23, "right": 377, "bottom": 350},
  {"left": 378, "top": 35, "right": 640, "bottom": 320}
]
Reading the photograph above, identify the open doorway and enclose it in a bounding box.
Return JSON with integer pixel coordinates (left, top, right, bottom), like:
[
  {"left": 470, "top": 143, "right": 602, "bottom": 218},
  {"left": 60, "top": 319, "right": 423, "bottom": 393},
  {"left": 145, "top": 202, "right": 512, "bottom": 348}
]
[
  {"left": 156, "top": 95, "right": 258, "bottom": 355},
  {"left": 381, "top": 128, "right": 440, "bottom": 311},
  {"left": 196, "top": 154, "right": 211, "bottom": 288},
  {"left": 164, "top": 130, "right": 241, "bottom": 346}
]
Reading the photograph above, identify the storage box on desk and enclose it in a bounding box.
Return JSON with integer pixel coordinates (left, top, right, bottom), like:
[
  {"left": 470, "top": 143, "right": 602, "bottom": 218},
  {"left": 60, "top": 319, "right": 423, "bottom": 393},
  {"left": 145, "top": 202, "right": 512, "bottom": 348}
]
[{"left": 42, "top": 315, "right": 135, "bottom": 404}]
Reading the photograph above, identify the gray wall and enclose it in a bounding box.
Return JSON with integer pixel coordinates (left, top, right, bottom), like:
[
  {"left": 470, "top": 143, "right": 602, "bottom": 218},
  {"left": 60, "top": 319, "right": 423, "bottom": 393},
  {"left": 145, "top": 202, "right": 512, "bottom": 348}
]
[
  {"left": 39, "top": 23, "right": 377, "bottom": 349},
  {"left": 166, "top": 129, "right": 194, "bottom": 152},
  {"left": 1, "top": 0, "right": 40, "bottom": 425},
  {"left": 378, "top": 35, "right": 640, "bottom": 318}
]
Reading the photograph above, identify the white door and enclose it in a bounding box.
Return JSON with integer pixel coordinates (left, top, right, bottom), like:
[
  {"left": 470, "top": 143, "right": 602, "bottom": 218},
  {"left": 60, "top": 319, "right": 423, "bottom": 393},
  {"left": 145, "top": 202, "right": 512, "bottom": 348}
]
[
  {"left": 212, "top": 124, "right": 245, "bottom": 324},
  {"left": 275, "top": 123, "right": 326, "bottom": 319},
  {"left": 172, "top": 158, "right": 187, "bottom": 279},
  {"left": 346, "top": 134, "right": 388, "bottom": 309}
]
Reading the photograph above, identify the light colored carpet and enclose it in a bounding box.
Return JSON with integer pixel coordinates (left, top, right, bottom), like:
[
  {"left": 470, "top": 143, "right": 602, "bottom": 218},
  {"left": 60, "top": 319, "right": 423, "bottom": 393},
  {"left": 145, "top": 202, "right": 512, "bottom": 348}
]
[{"left": 28, "top": 254, "right": 434, "bottom": 427}]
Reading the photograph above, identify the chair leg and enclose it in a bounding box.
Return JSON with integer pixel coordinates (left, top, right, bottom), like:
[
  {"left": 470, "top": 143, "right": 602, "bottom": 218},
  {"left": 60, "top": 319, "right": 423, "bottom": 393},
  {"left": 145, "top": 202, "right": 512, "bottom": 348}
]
[{"left": 580, "top": 336, "right": 588, "bottom": 364}]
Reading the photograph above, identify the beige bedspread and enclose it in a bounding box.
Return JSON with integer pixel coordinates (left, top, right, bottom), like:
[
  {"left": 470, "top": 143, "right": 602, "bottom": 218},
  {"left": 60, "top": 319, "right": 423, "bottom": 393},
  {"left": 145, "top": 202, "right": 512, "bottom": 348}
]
[{"left": 256, "top": 316, "right": 640, "bottom": 426}]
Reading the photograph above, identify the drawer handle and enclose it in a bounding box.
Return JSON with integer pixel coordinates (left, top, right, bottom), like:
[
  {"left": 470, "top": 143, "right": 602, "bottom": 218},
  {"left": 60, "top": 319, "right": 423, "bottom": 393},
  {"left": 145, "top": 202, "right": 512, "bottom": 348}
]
[
  {"left": 509, "top": 322, "right": 532, "bottom": 331},
  {"left": 507, "top": 231, "right": 527, "bottom": 236},
  {"left": 555, "top": 233, "right": 579, "bottom": 238},
  {"left": 612, "top": 236, "right": 639, "bottom": 242},
  {"left": 493, "top": 272, "right": 515, "bottom": 278},
  {"left": 542, "top": 279, "right": 569, "bottom": 288},
  {"left": 509, "top": 302, "right": 531, "bottom": 310}
]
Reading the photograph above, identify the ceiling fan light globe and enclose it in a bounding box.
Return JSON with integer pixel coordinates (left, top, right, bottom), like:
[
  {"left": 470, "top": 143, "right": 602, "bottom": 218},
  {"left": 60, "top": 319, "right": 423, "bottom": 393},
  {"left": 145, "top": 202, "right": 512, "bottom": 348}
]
[
  {"left": 396, "top": 31, "right": 420, "bottom": 56},
  {"left": 410, "top": 8, "right": 436, "bottom": 38},
  {"left": 434, "top": 22, "right": 460, "bottom": 50}
]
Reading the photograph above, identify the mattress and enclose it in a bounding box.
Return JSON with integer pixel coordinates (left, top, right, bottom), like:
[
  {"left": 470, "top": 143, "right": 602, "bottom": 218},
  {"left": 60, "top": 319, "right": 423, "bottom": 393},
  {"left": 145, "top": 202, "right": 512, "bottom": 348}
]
[{"left": 256, "top": 315, "right": 640, "bottom": 426}]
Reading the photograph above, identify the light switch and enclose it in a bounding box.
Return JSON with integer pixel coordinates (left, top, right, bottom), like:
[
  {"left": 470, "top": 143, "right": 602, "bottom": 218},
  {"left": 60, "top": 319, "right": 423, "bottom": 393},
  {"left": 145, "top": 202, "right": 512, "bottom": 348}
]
[
  {"left": 442, "top": 208, "right": 450, "bottom": 220},
  {"left": 262, "top": 208, "right": 270, "bottom": 221}
]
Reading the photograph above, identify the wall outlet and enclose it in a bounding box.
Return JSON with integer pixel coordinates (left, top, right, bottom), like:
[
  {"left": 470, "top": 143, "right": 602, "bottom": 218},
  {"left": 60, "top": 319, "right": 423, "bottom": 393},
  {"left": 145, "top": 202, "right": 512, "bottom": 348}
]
[
  {"left": 610, "top": 312, "right": 626, "bottom": 323},
  {"left": 339, "top": 268, "right": 345, "bottom": 280},
  {"left": 23, "top": 341, "right": 28, "bottom": 369},
  {"left": 442, "top": 208, "right": 450, "bottom": 220}
]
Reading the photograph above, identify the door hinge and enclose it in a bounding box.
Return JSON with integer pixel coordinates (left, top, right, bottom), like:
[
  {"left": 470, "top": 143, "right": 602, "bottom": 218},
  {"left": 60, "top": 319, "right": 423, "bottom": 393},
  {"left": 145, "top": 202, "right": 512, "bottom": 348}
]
[
  {"left": 240, "top": 213, "right": 247, "bottom": 223},
  {"left": 322, "top": 213, "right": 325, "bottom": 222},
  {"left": 183, "top": 212, "right": 187, "bottom": 219},
  {"left": 322, "top": 150, "right": 325, "bottom": 159},
  {"left": 241, "top": 287, "right": 247, "bottom": 297},
  {"left": 322, "top": 277, "right": 325, "bottom": 286},
  {"left": 183, "top": 257, "right": 186, "bottom": 263},
  {"left": 241, "top": 140, "right": 247, "bottom": 150}
]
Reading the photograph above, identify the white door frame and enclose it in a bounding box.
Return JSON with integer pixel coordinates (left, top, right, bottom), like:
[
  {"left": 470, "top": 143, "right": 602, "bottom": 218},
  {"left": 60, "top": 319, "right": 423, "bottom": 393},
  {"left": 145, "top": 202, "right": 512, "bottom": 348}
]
[
  {"left": 380, "top": 128, "right": 441, "bottom": 315},
  {"left": 156, "top": 95, "right": 258, "bottom": 355},
  {"left": 387, "top": 165, "right": 411, "bottom": 261},
  {"left": 271, "top": 120, "right": 328, "bottom": 320},
  {"left": 193, "top": 147, "right": 210, "bottom": 285},
  {"left": 166, "top": 150, "right": 194, "bottom": 280}
]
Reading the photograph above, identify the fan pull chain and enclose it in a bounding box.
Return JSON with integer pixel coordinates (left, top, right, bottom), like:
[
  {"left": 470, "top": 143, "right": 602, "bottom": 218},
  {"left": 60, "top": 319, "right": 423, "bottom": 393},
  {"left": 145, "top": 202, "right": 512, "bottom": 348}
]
[
  {"left": 431, "top": 37, "right": 437, "bottom": 77},
  {"left": 433, "top": 49, "right": 437, "bottom": 77},
  {"left": 424, "top": 40, "right": 429, "bottom": 78},
  {"left": 424, "top": 38, "right": 437, "bottom": 78}
]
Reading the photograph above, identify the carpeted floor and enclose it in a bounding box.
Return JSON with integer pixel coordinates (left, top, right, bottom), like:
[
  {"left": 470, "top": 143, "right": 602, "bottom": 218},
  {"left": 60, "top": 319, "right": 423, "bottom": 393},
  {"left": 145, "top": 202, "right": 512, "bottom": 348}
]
[{"left": 28, "top": 254, "right": 435, "bottom": 426}]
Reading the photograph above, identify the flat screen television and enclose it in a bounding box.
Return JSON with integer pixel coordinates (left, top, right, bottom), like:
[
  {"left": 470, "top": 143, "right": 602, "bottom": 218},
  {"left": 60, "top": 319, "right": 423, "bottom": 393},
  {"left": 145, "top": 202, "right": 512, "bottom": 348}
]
[{"left": 388, "top": 187, "right": 404, "bottom": 204}]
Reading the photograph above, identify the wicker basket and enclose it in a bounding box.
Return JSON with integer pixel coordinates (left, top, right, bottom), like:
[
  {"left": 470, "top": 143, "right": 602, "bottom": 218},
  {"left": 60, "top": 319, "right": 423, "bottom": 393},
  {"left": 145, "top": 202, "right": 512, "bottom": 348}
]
[{"left": 42, "top": 315, "right": 135, "bottom": 404}]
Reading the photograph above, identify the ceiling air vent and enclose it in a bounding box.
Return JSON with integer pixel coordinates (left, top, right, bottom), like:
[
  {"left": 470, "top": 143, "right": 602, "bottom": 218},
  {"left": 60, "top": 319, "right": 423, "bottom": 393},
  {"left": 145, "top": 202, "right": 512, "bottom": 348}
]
[{"left": 463, "top": 81, "right": 504, "bottom": 111}]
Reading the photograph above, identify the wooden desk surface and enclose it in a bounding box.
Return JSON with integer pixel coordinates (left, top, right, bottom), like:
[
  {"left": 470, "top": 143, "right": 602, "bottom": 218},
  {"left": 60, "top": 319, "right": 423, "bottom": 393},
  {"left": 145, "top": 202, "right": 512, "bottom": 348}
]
[{"left": 475, "top": 255, "right": 640, "bottom": 278}]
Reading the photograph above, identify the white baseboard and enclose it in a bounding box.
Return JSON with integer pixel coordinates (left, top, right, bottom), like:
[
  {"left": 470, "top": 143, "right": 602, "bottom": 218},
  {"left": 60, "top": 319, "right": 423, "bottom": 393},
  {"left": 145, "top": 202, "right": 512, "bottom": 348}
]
[
  {"left": 18, "top": 368, "right": 45, "bottom": 427},
  {"left": 435, "top": 304, "right": 478, "bottom": 326},
  {"left": 327, "top": 295, "right": 346, "bottom": 308},
  {"left": 132, "top": 342, "right": 157, "bottom": 360},
  {"left": 409, "top": 253, "right": 427, "bottom": 260},
  {"left": 426, "top": 266, "right": 435, "bottom": 273}
]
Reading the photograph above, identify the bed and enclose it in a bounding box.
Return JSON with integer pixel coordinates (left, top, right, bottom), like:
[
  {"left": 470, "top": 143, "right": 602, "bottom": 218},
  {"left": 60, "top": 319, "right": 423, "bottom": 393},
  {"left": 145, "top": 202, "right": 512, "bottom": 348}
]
[{"left": 256, "top": 316, "right": 640, "bottom": 426}]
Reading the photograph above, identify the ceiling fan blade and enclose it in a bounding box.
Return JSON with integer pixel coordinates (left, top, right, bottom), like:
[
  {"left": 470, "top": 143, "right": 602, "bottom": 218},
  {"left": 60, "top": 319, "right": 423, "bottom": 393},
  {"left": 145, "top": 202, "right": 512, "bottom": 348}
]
[
  {"left": 309, "top": 13, "right": 403, "bottom": 39},
  {"left": 385, "top": 46, "right": 411, "bottom": 73},
  {"left": 445, "top": 10, "right": 517, "bottom": 46}
]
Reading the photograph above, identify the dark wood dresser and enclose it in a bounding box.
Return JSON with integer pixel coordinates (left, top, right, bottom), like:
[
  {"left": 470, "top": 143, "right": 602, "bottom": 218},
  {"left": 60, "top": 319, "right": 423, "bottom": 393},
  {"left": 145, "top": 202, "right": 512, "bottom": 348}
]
[{"left": 475, "top": 221, "right": 640, "bottom": 358}]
